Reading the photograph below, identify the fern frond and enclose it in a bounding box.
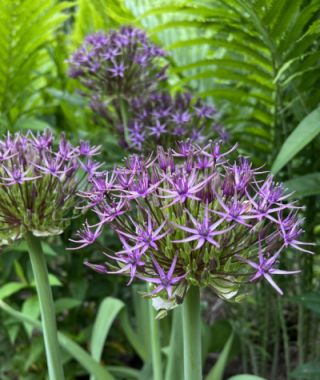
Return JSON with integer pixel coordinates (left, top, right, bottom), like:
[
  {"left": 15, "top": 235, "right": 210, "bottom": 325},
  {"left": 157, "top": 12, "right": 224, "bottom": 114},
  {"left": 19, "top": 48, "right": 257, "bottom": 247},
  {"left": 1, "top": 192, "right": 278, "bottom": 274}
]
[
  {"left": 72, "top": 0, "right": 135, "bottom": 44},
  {"left": 278, "top": 0, "right": 319, "bottom": 54},
  {"left": 0, "top": 0, "right": 72, "bottom": 129},
  {"left": 68, "top": 0, "right": 320, "bottom": 162}
]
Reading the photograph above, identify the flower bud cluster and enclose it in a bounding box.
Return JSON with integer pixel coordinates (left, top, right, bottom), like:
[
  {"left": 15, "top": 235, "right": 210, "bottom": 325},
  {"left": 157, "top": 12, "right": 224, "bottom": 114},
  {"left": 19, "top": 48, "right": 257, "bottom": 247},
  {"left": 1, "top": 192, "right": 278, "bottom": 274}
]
[
  {"left": 69, "top": 27, "right": 227, "bottom": 152},
  {"left": 0, "top": 130, "right": 101, "bottom": 244},
  {"left": 125, "top": 91, "right": 228, "bottom": 150},
  {"left": 72, "top": 141, "right": 312, "bottom": 304},
  {"left": 68, "top": 26, "right": 167, "bottom": 99}
]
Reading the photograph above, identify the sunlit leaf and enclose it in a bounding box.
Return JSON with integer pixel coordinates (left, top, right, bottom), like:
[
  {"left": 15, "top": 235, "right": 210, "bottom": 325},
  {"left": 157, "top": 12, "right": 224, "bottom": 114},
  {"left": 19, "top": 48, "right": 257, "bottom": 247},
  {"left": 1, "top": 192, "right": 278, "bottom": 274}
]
[{"left": 0, "top": 282, "right": 26, "bottom": 300}]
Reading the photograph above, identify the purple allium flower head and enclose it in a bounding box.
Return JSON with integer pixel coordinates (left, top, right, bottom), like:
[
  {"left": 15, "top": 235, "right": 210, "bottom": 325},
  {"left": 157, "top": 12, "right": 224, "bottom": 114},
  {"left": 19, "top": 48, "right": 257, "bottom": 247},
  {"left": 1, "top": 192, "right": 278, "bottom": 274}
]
[
  {"left": 68, "top": 28, "right": 229, "bottom": 154},
  {"left": 71, "top": 141, "right": 311, "bottom": 306},
  {"left": 0, "top": 130, "right": 99, "bottom": 244},
  {"left": 68, "top": 26, "right": 167, "bottom": 99},
  {"left": 126, "top": 91, "right": 228, "bottom": 151}
]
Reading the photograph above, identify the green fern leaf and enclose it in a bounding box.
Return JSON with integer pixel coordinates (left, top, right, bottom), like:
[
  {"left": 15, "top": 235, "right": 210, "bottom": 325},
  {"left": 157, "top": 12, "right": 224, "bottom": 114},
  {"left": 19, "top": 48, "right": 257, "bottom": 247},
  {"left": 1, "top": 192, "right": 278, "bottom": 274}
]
[
  {"left": 269, "top": 0, "right": 303, "bottom": 41},
  {"left": 279, "top": 0, "right": 320, "bottom": 58},
  {"left": 0, "top": 0, "right": 72, "bottom": 129}
]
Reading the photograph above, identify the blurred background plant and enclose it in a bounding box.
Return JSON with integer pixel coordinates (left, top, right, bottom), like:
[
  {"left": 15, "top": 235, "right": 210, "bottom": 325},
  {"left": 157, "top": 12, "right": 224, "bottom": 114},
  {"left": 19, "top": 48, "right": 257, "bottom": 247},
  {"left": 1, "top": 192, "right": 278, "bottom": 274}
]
[{"left": 0, "top": 0, "right": 320, "bottom": 379}]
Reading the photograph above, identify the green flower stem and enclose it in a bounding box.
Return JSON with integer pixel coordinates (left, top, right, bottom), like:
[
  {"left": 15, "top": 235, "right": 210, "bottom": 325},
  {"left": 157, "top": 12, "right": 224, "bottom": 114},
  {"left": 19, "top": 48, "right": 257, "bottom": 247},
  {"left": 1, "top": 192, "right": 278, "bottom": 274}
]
[
  {"left": 182, "top": 286, "right": 202, "bottom": 380},
  {"left": 25, "top": 232, "right": 64, "bottom": 380},
  {"left": 148, "top": 299, "right": 163, "bottom": 380},
  {"left": 119, "top": 98, "right": 129, "bottom": 146},
  {"left": 165, "top": 307, "right": 184, "bottom": 380}
]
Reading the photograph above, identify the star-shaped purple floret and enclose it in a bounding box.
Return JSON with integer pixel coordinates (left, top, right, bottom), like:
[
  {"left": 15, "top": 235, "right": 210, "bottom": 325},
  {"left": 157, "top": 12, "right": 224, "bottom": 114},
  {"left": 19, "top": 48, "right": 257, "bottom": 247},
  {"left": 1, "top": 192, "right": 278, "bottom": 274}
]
[
  {"left": 122, "top": 171, "right": 162, "bottom": 199},
  {"left": 277, "top": 212, "right": 314, "bottom": 254},
  {"left": 158, "top": 170, "right": 214, "bottom": 207},
  {"left": 94, "top": 199, "right": 127, "bottom": 223},
  {"left": 103, "top": 238, "right": 146, "bottom": 285},
  {"left": 139, "top": 254, "right": 185, "bottom": 298},
  {"left": 173, "top": 204, "right": 233, "bottom": 249},
  {"left": 1, "top": 165, "right": 40, "bottom": 185},
  {"left": 149, "top": 120, "right": 167, "bottom": 139},
  {"left": 236, "top": 247, "right": 300, "bottom": 295},
  {"left": 212, "top": 193, "right": 252, "bottom": 227},
  {"left": 116, "top": 212, "right": 168, "bottom": 250},
  {"left": 69, "top": 222, "right": 102, "bottom": 250},
  {"left": 108, "top": 61, "right": 126, "bottom": 77}
]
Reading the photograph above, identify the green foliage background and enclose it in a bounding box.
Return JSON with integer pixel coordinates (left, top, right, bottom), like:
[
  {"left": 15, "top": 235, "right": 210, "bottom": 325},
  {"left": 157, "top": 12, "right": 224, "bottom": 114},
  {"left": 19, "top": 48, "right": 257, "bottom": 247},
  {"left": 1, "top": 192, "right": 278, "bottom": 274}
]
[{"left": 0, "top": 0, "right": 319, "bottom": 379}]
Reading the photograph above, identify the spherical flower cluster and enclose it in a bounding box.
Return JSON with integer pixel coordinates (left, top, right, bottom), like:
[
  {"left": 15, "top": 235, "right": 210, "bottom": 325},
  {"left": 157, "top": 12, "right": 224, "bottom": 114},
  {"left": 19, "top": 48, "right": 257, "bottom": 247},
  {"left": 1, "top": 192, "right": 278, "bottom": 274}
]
[
  {"left": 68, "top": 26, "right": 167, "bottom": 99},
  {"left": 72, "top": 141, "right": 312, "bottom": 307},
  {"left": 69, "top": 27, "right": 228, "bottom": 154},
  {"left": 126, "top": 91, "right": 229, "bottom": 150},
  {"left": 0, "top": 130, "right": 101, "bottom": 245}
]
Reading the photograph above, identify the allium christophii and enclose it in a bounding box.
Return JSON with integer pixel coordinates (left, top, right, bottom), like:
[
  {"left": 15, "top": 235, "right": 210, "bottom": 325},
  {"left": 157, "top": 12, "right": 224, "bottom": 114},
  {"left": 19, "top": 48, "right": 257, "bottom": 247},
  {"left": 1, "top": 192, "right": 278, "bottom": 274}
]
[
  {"left": 91, "top": 89, "right": 228, "bottom": 151},
  {"left": 68, "top": 26, "right": 167, "bottom": 99},
  {"left": 0, "top": 130, "right": 100, "bottom": 245},
  {"left": 126, "top": 91, "right": 228, "bottom": 151},
  {"left": 71, "top": 141, "right": 312, "bottom": 307}
]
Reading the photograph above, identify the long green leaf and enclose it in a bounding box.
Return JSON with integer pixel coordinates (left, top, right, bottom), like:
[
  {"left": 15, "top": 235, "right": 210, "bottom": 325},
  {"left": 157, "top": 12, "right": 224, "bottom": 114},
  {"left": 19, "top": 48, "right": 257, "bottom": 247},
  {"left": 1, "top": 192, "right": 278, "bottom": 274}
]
[
  {"left": 119, "top": 309, "right": 148, "bottom": 361},
  {"left": 272, "top": 107, "right": 320, "bottom": 174},
  {"left": 284, "top": 173, "right": 320, "bottom": 197},
  {"left": 90, "top": 297, "right": 125, "bottom": 377},
  {"left": 0, "top": 300, "right": 115, "bottom": 380},
  {"left": 132, "top": 285, "right": 152, "bottom": 354},
  {"left": 205, "top": 332, "right": 234, "bottom": 380},
  {"left": 107, "top": 365, "right": 140, "bottom": 379},
  {"left": 227, "top": 376, "right": 267, "bottom": 380}
]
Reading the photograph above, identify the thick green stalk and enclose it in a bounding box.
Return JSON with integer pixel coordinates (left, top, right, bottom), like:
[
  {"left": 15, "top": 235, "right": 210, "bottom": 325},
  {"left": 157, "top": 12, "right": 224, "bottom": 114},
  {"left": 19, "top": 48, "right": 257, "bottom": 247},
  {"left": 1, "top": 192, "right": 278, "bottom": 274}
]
[
  {"left": 182, "top": 286, "right": 202, "bottom": 380},
  {"left": 25, "top": 232, "right": 64, "bottom": 380},
  {"left": 148, "top": 300, "right": 163, "bottom": 380},
  {"left": 165, "top": 307, "right": 184, "bottom": 380}
]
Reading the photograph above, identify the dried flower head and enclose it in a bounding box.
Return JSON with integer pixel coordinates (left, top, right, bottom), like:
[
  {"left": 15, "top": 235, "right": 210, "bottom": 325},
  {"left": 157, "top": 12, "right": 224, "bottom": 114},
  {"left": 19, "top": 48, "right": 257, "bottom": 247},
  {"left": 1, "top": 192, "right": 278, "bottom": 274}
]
[
  {"left": 68, "top": 26, "right": 167, "bottom": 99},
  {"left": 0, "top": 130, "right": 100, "bottom": 245},
  {"left": 71, "top": 141, "right": 312, "bottom": 307}
]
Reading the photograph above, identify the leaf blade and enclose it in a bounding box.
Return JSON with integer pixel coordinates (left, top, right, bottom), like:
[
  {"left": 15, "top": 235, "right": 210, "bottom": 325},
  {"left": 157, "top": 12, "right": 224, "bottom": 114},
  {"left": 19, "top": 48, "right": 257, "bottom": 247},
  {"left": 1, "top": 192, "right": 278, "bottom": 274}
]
[
  {"left": 0, "top": 300, "right": 116, "bottom": 380},
  {"left": 272, "top": 107, "right": 320, "bottom": 174},
  {"left": 90, "top": 297, "right": 125, "bottom": 363},
  {"left": 205, "top": 332, "right": 234, "bottom": 380}
]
